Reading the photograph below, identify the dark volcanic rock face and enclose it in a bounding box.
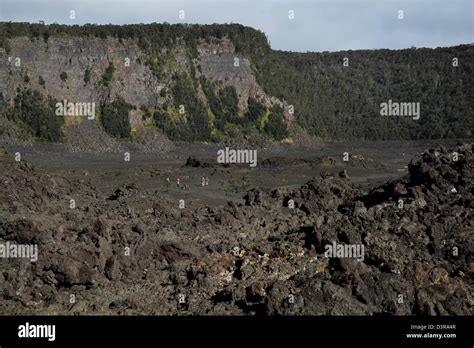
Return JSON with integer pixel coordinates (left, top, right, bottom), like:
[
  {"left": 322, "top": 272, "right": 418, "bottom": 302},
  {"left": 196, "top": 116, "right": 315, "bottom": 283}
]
[{"left": 0, "top": 144, "right": 472, "bottom": 315}]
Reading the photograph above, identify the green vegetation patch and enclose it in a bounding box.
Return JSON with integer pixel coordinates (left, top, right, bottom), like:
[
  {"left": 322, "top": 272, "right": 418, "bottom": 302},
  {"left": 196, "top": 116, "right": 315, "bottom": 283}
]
[
  {"left": 101, "top": 96, "right": 132, "bottom": 138},
  {"left": 7, "top": 88, "right": 63, "bottom": 142}
]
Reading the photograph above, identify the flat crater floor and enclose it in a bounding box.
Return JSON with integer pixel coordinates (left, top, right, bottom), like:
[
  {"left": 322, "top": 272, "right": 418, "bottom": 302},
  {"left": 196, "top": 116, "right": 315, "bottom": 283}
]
[{"left": 6, "top": 140, "right": 456, "bottom": 207}]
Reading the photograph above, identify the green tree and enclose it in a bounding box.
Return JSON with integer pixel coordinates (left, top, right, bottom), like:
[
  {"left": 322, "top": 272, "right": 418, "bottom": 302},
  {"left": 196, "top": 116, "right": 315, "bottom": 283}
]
[
  {"left": 218, "top": 86, "right": 239, "bottom": 124},
  {"left": 101, "top": 61, "right": 115, "bottom": 87},
  {"left": 101, "top": 96, "right": 132, "bottom": 138},
  {"left": 246, "top": 97, "right": 266, "bottom": 122},
  {"left": 264, "top": 106, "right": 288, "bottom": 140},
  {"left": 11, "top": 88, "right": 63, "bottom": 141}
]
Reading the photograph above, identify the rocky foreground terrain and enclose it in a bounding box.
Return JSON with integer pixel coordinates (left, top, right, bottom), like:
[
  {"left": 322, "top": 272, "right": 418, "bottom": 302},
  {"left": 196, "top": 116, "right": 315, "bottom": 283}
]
[{"left": 0, "top": 143, "right": 472, "bottom": 315}]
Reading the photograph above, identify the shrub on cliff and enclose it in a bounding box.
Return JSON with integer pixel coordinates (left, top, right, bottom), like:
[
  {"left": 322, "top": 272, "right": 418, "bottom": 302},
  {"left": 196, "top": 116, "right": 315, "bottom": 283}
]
[
  {"left": 100, "top": 96, "right": 132, "bottom": 138},
  {"left": 246, "top": 97, "right": 266, "bottom": 123},
  {"left": 101, "top": 61, "right": 115, "bottom": 87},
  {"left": 59, "top": 72, "right": 68, "bottom": 82},
  {"left": 218, "top": 86, "right": 239, "bottom": 125},
  {"left": 264, "top": 106, "right": 288, "bottom": 140},
  {"left": 9, "top": 88, "right": 63, "bottom": 142}
]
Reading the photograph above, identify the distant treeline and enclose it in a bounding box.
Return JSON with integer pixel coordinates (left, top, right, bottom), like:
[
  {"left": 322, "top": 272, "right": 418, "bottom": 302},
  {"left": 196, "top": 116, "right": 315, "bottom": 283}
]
[{"left": 0, "top": 22, "right": 269, "bottom": 59}]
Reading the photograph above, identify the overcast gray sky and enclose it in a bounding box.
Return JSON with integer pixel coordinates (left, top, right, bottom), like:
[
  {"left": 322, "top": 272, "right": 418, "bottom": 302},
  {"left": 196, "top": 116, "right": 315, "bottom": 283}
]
[{"left": 1, "top": 0, "right": 473, "bottom": 52}]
